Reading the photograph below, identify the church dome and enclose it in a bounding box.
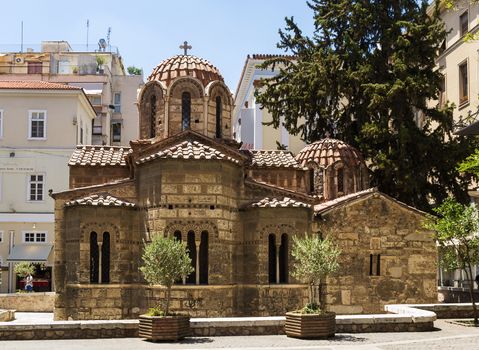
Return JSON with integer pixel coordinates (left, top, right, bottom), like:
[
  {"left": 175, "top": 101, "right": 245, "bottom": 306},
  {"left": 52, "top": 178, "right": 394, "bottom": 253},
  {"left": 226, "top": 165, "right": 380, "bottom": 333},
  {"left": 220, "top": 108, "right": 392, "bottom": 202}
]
[
  {"left": 295, "top": 138, "right": 364, "bottom": 168},
  {"left": 147, "top": 55, "right": 224, "bottom": 87}
]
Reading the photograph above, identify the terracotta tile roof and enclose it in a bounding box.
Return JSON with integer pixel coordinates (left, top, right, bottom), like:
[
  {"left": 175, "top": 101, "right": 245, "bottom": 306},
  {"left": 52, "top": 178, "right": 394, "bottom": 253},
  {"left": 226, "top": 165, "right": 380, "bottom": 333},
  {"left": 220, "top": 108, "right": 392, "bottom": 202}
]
[
  {"left": 136, "top": 140, "right": 240, "bottom": 165},
  {"left": 314, "top": 188, "right": 377, "bottom": 214},
  {"left": 65, "top": 193, "right": 136, "bottom": 207},
  {"left": 148, "top": 55, "right": 223, "bottom": 87},
  {"left": 247, "top": 150, "right": 303, "bottom": 168},
  {"left": 296, "top": 138, "right": 364, "bottom": 168},
  {"left": 69, "top": 145, "right": 131, "bottom": 167},
  {"left": 249, "top": 54, "right": 296, "bottom": 60},
  {"left": 0, "top": 80, "right": 82, "bottom": 90},
  {"left": 250, "top": 197, "right": 311, "bottom": 208}
]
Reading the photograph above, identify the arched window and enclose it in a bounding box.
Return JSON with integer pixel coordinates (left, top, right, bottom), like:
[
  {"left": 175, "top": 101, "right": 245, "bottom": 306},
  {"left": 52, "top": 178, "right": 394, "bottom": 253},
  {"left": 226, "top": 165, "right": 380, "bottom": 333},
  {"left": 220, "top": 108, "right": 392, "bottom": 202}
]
[
  {"left": 90, "top": 232, "right": 99, "bottom": 283},
  {"left": 215, "top": 96, "right": 222, "bottom": 138},
  {"left": 268, "top": 234, "right": 276, "bottom": 283},
  {"left": 186, "top": 231, "right": 196, "bottom": 284},
  {"left": 150, "top": 95, "right": 157, "bottom": 138},
  {"left": 173, "top": 230, "right": 182, "bottom": 241},
  {"left": 182, "top": 92, "right": 191, "bottom": 131},
  {"left": 337, "top": 168, "right": 344, "bottom": 193},
  {"left": 279, "top": 234, "right": 288, "bottom": 283},
  {"left": 101, "top": 232, "right": 110, "bottom": 283},
  {"left": 199, "top": 231, "right": 208, "bottom": 284}
]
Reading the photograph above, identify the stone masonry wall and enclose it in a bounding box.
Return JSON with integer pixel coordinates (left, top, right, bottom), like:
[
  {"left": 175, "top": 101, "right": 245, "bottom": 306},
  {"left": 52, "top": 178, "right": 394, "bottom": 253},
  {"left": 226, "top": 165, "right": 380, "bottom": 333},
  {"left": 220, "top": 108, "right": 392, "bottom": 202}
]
[
  {"left": 317, "top": 194, "right": 437, "bottom": 314},
  {"left": 0, "top": 292, "right": 54, "bottom": 312},
  {"left": 69, "top": 166, "right": 130, "bottom": 189}
]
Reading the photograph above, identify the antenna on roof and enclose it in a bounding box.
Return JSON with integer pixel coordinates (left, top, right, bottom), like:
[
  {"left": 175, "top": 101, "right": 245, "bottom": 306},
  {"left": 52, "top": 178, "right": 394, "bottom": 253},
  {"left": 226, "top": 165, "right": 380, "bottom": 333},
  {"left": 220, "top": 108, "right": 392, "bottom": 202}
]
[
  {"left": 86, "top": 19, "right": 90, "bottom": 51},
  {"left": 20, "top": 21, "right": 24, "bottom": 53},
  {"left": 107, "top": 27, "right": 111, "bottom": 52}
]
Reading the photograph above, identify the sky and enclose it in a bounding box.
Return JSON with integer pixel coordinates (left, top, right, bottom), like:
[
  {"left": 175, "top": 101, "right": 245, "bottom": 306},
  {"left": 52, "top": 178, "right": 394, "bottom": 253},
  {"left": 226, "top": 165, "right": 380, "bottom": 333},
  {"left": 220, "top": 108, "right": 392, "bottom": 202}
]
[{"left": 0, "top": 0, "right": 315, "bottom": 92}]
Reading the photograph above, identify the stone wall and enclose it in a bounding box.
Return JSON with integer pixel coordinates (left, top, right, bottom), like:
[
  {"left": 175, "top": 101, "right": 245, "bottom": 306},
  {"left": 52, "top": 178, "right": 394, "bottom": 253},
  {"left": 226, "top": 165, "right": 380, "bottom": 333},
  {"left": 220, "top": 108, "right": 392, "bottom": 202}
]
[
  {"left": 69, "top": 166, "right": 130, "bottom": 189},
  {"left": 0, "top": 292, "right": 54, "bottom": 312},
  {"left": 438, "top": 287, "right": 479, "bottom": 303},
  {"left": 56, "top": 285, "right": 145, "bottom": 320},
  {"left": 317, "top": 193, "right": 438, "bottom": 314}
]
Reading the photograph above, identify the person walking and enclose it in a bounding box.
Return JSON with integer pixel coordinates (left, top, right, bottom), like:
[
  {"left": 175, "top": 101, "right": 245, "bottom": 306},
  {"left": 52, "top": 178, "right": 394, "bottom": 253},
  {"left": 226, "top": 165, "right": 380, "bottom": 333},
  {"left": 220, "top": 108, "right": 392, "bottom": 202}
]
[{"left": 25, "top": 273, "right": 33, "bottom": 292}]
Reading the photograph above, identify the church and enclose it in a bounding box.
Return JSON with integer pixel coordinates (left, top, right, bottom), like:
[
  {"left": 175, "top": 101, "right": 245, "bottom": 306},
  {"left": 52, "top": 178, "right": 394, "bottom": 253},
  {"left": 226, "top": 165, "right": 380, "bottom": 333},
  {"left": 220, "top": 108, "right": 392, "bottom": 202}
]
[{"left": 52, "top": 51, "right": 438, "bottom": 320}]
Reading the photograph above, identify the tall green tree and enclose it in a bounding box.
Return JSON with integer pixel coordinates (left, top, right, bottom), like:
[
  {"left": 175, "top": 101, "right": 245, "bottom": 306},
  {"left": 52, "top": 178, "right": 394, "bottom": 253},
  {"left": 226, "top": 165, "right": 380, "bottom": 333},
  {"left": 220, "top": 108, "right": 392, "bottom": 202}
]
[
  {"left": 423, "top": 198, "right": 479, "bottom": 325},
  {"left": 256, "top": 0, "right": 478, "bottom": 211}
]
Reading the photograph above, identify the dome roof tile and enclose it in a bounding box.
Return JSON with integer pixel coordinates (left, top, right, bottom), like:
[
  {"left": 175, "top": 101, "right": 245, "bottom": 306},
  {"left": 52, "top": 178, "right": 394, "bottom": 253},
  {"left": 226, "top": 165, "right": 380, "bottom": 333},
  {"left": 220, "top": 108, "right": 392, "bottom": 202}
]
[
  {"left": 148, "top": 55, "right": 223, "bottom": 87},
  {"left": 296, "top": 138, "right": 364, "bottom": 169}
]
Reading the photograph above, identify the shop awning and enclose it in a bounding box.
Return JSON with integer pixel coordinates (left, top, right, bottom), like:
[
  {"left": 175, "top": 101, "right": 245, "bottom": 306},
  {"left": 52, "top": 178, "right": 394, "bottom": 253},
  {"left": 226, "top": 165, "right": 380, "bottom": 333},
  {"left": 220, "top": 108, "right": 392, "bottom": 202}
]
[{"left": 7, "top": 244, "right": 53, "bottom": 262}]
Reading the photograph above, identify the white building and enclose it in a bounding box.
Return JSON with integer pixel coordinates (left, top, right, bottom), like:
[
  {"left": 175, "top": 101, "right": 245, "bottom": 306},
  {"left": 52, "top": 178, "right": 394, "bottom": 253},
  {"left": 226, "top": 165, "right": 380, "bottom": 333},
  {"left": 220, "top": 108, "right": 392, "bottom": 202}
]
[
  {"left": 0, "top": 41, "right": 144, "bottom": 146},
  {"left": 434, "top": 3, "right": 479, "bottom": 134},
  {"left": 233, "top": 54, "right": 306, "bottom": 154},
  {"left": 0, "top": 80, "right": 95, "bottom": 292}
]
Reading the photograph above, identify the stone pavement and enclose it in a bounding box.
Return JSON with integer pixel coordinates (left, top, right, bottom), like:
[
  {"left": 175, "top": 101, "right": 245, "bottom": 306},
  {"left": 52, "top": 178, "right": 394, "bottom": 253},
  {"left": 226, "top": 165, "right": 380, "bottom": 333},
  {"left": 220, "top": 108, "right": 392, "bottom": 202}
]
[{"left": 1, "top": 317, "right": 479, "bottom": 349}]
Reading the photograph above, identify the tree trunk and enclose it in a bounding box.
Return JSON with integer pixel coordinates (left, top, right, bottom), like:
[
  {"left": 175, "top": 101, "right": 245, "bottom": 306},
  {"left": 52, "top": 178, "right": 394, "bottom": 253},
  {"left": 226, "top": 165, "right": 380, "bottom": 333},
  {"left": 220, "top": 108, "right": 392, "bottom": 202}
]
[
  {"left": 165, "top": 285, "right": 172, "bottom": 316},
  {"left": 466, "top": 265, "right": 478, "bottom": 326},
  {"left": 318, "top": 283, "right": 324, "bottom": 312}
]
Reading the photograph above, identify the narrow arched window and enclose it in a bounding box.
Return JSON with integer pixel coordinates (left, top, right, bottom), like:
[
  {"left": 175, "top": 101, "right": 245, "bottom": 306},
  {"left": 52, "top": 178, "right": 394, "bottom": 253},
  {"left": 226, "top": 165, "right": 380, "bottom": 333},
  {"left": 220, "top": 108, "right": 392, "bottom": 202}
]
[
  {"left": 90, "top": 232, "right": 99, "bottom": 283},
  {"left": 182, "top": 92, "right": 191, "bottom": 131},
  {"left": 268, "top": 234, "right": 276, "bottom": 283},
  {"left": 173, "top": 230, "right": 181, "bottom": 241},
  {"left": 337, "top": 168, "right": 344, "bottom": 193},
  {"left": 199, "top": 231, "right": 208, "bottom": 284},
  {"left": 150, "top": 95, "right": 157, "bottom": 138},
  {"left": 215, "top": 96, "right": 222, "bottom": 138},
  {"left": 279, "top": 234, "right": 288, "bottom": 283},
  {"left": 101, "top": 232, "right": 110, "bottom": 283},
  {"left": 186, "top": 231, "right": 196, "bottom": 284}
]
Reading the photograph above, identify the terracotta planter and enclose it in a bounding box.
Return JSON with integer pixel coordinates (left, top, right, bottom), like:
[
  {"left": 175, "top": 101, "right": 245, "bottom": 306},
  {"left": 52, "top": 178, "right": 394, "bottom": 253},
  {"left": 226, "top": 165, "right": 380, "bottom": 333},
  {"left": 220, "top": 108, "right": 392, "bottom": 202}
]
[
  {"left": 139, "top": 314, "right": 190, "bottom": 341},
  {"left": 285, "top": 311, "right": 335, "bottom": 339}
]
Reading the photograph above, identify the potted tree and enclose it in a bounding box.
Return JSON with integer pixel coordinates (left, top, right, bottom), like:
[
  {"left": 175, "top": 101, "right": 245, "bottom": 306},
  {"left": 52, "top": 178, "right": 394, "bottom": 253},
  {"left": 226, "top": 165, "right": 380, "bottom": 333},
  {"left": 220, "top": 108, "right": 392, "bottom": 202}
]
[
  {"left": 285, "top": 234, "right": 341, "bottom": 339},
  {"left": 139, "top": 235, "right": 194, "bottom": 341},
  {"left": 96, "top": 55, "right": 106, "bottom": 74}
]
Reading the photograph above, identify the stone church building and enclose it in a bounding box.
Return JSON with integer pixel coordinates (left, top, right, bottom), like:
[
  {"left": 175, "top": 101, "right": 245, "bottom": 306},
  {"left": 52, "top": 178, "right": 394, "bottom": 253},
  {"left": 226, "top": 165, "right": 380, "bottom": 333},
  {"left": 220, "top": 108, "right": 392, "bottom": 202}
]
[{"left": 52, "top": 53, "right": 437, "bottom": 320}]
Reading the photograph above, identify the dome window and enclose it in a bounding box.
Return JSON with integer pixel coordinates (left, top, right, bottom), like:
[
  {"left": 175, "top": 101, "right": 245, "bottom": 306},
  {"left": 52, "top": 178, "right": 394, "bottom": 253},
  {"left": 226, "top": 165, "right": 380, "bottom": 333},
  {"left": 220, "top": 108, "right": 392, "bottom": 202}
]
[
  {"left": 215, "top": 96, "right": 222, "bottom": 138},
  {"left": 182, "top": 92, "right": 191, "bottom": 130}
]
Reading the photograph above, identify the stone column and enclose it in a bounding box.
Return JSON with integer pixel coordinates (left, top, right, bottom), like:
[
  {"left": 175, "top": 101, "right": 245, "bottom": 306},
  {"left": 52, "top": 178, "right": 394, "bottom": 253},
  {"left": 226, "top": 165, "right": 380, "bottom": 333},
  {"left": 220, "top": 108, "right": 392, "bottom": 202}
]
[
  {"left": 98, "top": 242, "right": 103, "bottom": 284},
  {"left": 196, "top": 240, "right": 201, "bottom": 285},
  {"left": 203, "top": 96, "right": 208, "bottom": 136},
  {"left": 276, "top": 242, "right": 281, "bottom": 284},
  {"left": 164, "top": 96, "right": 169, "bottom": 139}
]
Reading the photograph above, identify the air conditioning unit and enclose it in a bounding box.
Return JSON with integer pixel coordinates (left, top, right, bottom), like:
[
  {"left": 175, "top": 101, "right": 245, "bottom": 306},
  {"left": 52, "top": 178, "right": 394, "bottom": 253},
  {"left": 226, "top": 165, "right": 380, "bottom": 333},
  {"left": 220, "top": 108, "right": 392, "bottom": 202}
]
[{"left": 14, "top": 56, "right": 25, "bottom": 64}]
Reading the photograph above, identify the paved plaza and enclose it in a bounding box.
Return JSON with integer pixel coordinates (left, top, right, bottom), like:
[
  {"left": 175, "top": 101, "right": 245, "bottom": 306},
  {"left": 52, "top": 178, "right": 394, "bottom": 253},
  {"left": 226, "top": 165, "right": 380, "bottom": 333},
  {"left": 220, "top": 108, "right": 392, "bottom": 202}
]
[{"left": 1, "top": 316, "right": 479, "bottom": 349}]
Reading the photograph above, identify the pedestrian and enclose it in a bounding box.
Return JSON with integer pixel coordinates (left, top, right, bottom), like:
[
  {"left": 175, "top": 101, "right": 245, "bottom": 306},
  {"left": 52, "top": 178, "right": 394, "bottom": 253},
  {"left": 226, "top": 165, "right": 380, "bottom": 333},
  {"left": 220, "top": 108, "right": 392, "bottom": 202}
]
[
  {"left": 475, "top": 274, "right": 479, "bottom": 289},
  {"left": 25, "top": 273, "right": 33, "bottom": 292}
]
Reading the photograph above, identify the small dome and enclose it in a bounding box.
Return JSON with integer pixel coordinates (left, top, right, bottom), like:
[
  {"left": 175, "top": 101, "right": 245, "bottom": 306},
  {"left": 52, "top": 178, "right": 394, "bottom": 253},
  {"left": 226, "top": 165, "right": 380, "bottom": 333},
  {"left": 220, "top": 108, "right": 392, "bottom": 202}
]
[
  {"left": 147, "top": 55, "right": 223, "bottom": 87},
  {"left": 295, "top": 138, "right": 364, "bottom": 169}
]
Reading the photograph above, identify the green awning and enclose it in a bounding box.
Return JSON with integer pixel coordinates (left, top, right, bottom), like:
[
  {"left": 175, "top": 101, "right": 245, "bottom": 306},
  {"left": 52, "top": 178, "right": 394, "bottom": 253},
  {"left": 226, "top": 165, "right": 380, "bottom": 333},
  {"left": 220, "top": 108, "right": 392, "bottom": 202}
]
[{"left": 7, "top": 244, "right": 53, "bottom": 262}]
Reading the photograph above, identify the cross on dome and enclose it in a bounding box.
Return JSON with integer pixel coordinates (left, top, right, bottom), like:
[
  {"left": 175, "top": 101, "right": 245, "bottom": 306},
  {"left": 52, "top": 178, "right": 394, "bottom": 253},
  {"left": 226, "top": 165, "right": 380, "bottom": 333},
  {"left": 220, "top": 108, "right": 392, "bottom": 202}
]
[{"left": 180, "top": 41, "right": 192, "bottom": 55}]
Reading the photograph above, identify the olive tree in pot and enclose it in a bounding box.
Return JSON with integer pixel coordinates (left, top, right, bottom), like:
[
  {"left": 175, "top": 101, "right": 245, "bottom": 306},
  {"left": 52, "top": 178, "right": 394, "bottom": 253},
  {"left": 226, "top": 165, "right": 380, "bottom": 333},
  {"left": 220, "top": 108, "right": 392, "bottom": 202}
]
[
  {"left": 139, "top": 235, "right": 194, "bottom": 341},
  {"left": 285, "top": 234, "right": 341, "bottom": 339}
]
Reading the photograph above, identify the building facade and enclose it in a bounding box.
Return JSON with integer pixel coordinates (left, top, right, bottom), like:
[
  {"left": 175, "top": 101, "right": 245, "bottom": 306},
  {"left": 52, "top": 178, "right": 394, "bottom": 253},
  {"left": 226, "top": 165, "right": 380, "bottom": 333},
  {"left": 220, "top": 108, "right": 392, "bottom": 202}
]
[
  {"left": 0, "top": 41, "right": 143, "bottom": 146},
  {"left": 434, "top": 3, "right": 479, "bottom": 132},
  {"left": 52, "top": 53, "right": 437, "bottom": 320},
  {"left": 233, "top": 54, "right": 306, "bottom": 154},
  {"left": 0, "top": 80, "right": 96, "bottom": 293}
]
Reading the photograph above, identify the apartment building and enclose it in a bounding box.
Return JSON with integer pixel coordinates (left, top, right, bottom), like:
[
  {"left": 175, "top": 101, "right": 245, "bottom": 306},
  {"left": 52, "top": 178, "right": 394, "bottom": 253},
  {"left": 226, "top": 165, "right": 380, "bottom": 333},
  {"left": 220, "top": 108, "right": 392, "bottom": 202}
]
[
  {"left": 233, "top": 54, "right": 306, "bottom": 154},
  {"left": 0, "top": 41, "right": 143, "bottom": 146},
  {"left": 0, "top": 80, "right": 95, "bottom": 292},
  {"left": 434, "top": 3, "right": 479, "bottom": 134}
]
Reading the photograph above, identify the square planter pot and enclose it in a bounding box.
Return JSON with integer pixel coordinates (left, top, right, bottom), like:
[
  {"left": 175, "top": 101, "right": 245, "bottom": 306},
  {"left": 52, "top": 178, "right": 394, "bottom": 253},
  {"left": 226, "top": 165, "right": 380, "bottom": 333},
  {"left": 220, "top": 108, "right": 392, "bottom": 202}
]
[
  {"left": 285, "top": 311, "right": 335, "bottom": 339},
  {"left": 139, "top": 314, "right": 190, "bottom": 341}
]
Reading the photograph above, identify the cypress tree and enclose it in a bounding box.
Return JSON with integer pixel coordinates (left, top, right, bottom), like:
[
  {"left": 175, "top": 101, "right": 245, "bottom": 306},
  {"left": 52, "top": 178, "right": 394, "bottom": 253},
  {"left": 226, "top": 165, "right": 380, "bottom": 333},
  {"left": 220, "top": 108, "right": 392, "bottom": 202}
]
[{"left": 256, "top": 0, "right": 478, "bottom": 211}]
